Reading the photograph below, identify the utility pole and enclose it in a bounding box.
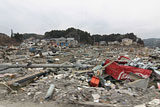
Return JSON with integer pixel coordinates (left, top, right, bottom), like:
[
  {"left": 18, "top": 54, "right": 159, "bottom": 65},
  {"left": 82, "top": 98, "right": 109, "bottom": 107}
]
[
  {"left": 11, "top": 29, "right": 14, "bottom": 38},
  {"left": 93, "top": 36, "right": 95, "bottom": 46},
  {"left": 78, "top": 35, "right": 80, "bottom": 44}
]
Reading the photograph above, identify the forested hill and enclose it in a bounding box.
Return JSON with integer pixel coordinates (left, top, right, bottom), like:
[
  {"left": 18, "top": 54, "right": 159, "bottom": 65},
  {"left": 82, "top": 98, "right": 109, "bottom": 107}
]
[
  {"left": 1, "top": 27, "right": 144, "bottom": 46},
  {"left": 44, "top": 27, "right": 144, "bottom": 45}
]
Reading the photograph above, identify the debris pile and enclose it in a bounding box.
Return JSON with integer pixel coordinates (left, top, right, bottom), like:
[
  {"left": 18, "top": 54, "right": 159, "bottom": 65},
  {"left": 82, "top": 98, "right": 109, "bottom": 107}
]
[{"left": 0, "top": 45, "right": 160, "bottom": 106}]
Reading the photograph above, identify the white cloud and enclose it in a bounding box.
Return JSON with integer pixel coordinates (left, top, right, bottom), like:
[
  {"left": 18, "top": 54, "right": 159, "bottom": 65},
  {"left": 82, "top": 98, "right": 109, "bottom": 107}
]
[{"left": 0, "top": 0, "right": 160, "bottom": 39}]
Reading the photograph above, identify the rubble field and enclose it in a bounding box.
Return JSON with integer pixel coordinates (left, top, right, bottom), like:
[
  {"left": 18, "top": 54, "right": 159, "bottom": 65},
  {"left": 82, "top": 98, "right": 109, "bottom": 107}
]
[{"left": 0, "top": 45, "right": 160, "bottom": 107}]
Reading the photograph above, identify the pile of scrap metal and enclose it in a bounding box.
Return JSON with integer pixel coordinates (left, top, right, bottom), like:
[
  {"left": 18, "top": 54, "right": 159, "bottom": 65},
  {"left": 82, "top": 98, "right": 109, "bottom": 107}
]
[{"left": 89, "top": 56, "right": 160, "bottom": 90}]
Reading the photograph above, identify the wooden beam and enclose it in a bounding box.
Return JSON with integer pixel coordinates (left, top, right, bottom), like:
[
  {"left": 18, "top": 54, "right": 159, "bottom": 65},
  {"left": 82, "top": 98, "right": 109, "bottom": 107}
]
[
  {"left": 0, "top": 64, "right": 94, "bottom": 68},
  {"left": 72, "top": 101, "right": 130, "bottom": 107},
  {"left": 7, "top": 70, "right": 47, "bottom": 88},
  {"left": 0, "top": 64, "right": 76, "bottom": 68}
]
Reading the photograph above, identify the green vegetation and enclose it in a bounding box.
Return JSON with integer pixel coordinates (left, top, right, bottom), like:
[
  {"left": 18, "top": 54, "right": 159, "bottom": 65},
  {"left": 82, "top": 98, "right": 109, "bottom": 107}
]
[
  {"left": 44, "top": 27, "right": 93, "bottom": 44},
  {"left": 7, "top": 27, "right": 144, "bottom": 45},
  {"left": 44, "top": 27, "right": 144, "bottom": 45}
]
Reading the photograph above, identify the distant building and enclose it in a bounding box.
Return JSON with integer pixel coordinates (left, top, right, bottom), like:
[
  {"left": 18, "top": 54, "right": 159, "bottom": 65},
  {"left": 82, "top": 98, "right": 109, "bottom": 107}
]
[
  {"left": 108, "top": 41, "right": 120, "bottom": 45},
  {"left": 67, "top": 38, "right": 78, "bottom": 47},
  {"left": 21, "top": 37, "right": 78, "bottom": 48},
  {"left": 36, "top": 40, "right": 47, "bottom": 46},
  {"left": 121, "top": 38, "right": 133, "bottom": 46},
  {"left": 49, "top": 37, "right": 78, "bottom": 47},
  {"left": 99, "top": 41, "right": 106, "bottom": 46}
]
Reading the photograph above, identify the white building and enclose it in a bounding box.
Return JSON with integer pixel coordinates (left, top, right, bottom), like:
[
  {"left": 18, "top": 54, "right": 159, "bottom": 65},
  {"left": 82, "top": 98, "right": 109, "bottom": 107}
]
[
  {"left": 50, "top": 37, "right": 78, "bottom": 47},
  {"left": 99, "top": 41, "right": 106, "bottom": 45},
  {"left": 121, "top": 38, "right": 133, "bottom": 46},
  {"left": 108, "top": 41, "right": 120, "bottom": 45}
]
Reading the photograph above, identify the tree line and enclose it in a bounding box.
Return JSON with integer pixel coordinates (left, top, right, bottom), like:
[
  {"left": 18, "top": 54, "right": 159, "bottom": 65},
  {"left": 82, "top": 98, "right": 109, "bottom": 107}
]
[{"left": 12, "top": 27, "right": 144, "bottom": 45}]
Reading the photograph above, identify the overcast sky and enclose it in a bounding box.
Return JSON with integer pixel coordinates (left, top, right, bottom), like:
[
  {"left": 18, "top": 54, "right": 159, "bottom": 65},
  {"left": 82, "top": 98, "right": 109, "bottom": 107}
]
[{"left": 0, "top": 0, "right": 160, "bottom": 39}]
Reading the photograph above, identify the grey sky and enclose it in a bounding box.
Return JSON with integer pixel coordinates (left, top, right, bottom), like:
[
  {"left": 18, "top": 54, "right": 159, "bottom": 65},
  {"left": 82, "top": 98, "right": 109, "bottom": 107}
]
[{"left": 0, "top": 0, "right": 160, "bottom": 39}]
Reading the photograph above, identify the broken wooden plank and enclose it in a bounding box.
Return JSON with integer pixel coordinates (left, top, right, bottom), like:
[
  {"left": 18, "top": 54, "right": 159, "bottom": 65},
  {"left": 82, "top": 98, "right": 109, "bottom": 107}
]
[
  {"left": 72, "top": 61, "right": 115, "bottom": 75},
  {"left": 0, "top": 67, "right": 8, "bottom": 71},
  {"left": 0, "top": 68, "right": 22, "bottom": 74},
  {"left": 72, "top": 70, "right": 91, "bottom": 74},
  {"left": 102, "top": 60, "right": 115, "bottom": 69},
  {"left": 0, "top": 64, "right": 94, "bottom": 69},
  {"left": 7, "top": 70, "right": 47, "bottom": 88},
  {"left": 0, "top": 64, "right": 76, "bottom": 68},
  {"left": 72, "top": 101, "right": 130, "bottom": 107}
]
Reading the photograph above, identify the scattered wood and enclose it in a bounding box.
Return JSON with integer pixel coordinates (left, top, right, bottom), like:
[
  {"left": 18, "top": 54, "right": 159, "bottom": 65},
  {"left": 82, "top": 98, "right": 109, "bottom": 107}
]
[
  {"left": 0, "top": 64, "right": 76, "bottom": 68},
  {"left": 0, "top": 68, "right": 22, "bottom": 74},
  {"left": 72, "top": 70, "right": 91, "bottom": 74},
  {"left": 7, "top": 70, "right": 48, "bottom": 88},
  {"left": 72, "top": 101, "right": 130, "bottom": 107}
]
